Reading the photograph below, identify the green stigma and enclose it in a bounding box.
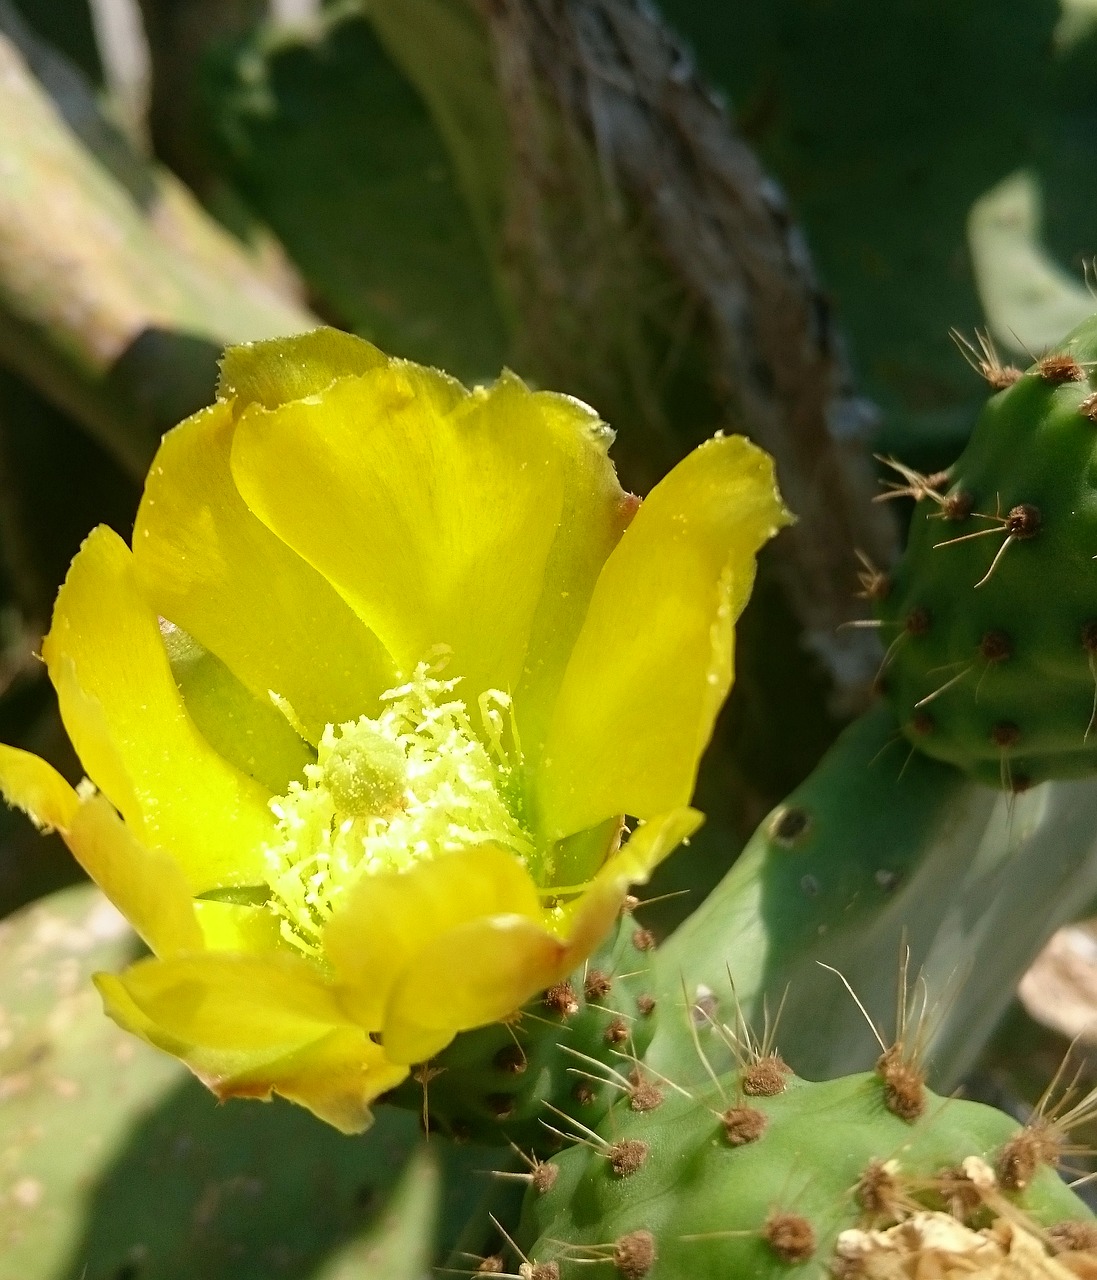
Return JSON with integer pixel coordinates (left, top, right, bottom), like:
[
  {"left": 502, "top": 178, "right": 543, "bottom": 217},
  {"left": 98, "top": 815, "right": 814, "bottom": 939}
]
[
  {"left": 322, "top": 725, "right": 406, "bottom": 818},
  {"left": 263, "top": 662, "right": 533, "bottom": 952}
]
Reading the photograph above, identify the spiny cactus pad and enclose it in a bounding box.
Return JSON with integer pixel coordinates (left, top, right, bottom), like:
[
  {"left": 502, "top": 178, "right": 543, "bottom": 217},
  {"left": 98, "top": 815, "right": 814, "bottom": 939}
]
[
  {"left": 878, "top": 313, "right": 1097, "bottom": 789},
  {"left": 383, "top": 912, "right": 660, "bottom": 1150},
  {"left": 517, "top": 1066, "right": 1095, "bottom": 1279}
]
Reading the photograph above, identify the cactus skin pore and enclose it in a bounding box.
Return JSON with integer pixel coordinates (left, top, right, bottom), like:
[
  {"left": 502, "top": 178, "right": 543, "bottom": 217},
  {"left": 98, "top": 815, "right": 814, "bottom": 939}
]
[
  {"left": 519, "top": 1066, "right": 1095, "bottom": 1279},
  {"left": 878, "top": 314, "right": 1097, "bottom": 789}
]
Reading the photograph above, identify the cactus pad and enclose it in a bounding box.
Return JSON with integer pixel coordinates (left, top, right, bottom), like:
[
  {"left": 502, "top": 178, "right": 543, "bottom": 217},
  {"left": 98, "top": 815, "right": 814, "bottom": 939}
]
[
  {"left": 518, "top": 1065, "right": 1096, "bottom": 1278},
  {"left": 878, "top": 313, "right": 1097, "bottom": 788}
]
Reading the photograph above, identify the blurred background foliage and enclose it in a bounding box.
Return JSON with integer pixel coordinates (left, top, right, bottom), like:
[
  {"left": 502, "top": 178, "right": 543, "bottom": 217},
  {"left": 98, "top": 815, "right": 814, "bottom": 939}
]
[{"left": 2, "top": 1, "right": 1097, "bottom": 1276}]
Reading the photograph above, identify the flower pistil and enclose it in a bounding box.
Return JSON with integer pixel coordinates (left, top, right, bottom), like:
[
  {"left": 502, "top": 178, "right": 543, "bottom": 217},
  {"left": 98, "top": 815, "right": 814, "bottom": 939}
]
[{"left": 264, "top": 660, "right": 534, "bottom": 952}]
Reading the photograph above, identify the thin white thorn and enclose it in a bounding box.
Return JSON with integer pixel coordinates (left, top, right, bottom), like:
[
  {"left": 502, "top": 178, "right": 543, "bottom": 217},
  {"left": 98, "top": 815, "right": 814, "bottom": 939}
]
[
  {"left": 1086, "top": 651, "right": 1097, "bottom": 743},
  {"left": 914, "top": 664, "right": 973, "bottom": 709},
  {"left": 974, "top": 534, "right": 1014, "bottom": 589},
  {"left": 817, "top": 962, "right": 888, "bottom": 1054},
  {"left": 559, "top": 1044, "right": 631, "bottom": 1088},
  {"left": 541, "top": 1102, "right": 607, "bottom": 1148},
  {"left": 489, "top": 1212, "right": 529, "bottom": 1267},
  {"left": 933, "top": 526, "right": 1004, "bottom": 549}
]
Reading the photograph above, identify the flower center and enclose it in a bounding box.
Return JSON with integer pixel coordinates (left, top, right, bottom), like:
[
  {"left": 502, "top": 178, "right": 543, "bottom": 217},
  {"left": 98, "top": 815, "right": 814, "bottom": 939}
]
[{"left": 264, "top": 660, "right": 533, "bottom": 953}]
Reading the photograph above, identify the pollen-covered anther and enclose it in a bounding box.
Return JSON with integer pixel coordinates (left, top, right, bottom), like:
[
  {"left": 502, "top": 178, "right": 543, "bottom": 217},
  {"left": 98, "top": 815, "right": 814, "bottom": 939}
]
[
  {"left": 614, "top": 1230, "right": 657, "bottom": 1279},
  {"left": 322, "top": 726, "right": 406, "bottom": 818},
  {"left": 262, "top": 663, "right": 532, "bottom": 951}
]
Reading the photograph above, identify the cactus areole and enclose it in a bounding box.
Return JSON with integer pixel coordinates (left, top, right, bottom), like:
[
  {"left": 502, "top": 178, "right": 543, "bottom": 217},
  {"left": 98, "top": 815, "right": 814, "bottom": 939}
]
[{"left": 879, "top": 313, "right": 1097, "bottom": 790}]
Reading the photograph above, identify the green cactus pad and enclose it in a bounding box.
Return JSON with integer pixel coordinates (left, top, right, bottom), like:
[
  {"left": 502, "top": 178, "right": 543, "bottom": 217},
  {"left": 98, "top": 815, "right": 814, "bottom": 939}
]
[
  {"left": 383, "top": 911, "right": 660, "bottom": 1151},
  {"left": 518, "top": 1065, "right": 1095, "bottom": 1279},
  {"left": 879, "top": 312, "right": 1097, "bottom": 789}
]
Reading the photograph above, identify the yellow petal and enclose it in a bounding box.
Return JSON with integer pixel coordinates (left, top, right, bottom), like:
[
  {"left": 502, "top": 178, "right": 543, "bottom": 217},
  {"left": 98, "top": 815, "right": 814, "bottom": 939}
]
[
  {"left": 97, "top": 950, "right": 354, "bottom": 1049},
  {"left": 536, "top": 436, "right": 791, "bottom": 838},
  {"left": 66, "top": 792, "right": 203, "bottom": 957},
  {"left": 43, "top": 525, "right": 276, "bottom": 891},
  {"left": 382, "top": 916, "right": 564, "bottom": 1064},
  {"left": 134, "top": 401, "right": 396, "bottom": 741},
  {"left": 0, "top": 743, "right": 78, "bottom": 832},
  {"left": 97, "top": 965, "right": 401, "bottom": 1133},
  {"left": 380, "top": 811, "right": 699, "bottom": 1063},
  {"left": 160, "top": 622, "right": 314, "bottom": 793},
  {"left": 193, "top": 899, "right": 283, "bottom": 952},
  {"left": 553, "top": 807, "right": 704, "bottom": 959},
  {"left": 231, "top": 367, "right": 578, "bottom": 695},
  {"left": 323, "top": 843, "right": 543, "bottom": 1029},
  {"left": 223, "top": 1028, "right": 407, "bottom": 1134},
  {"left": 218, "top": 327, "right": 388, "bottom": 412},
  {"left": 510, "top": 391, "right": 637, "bottom": 765}
]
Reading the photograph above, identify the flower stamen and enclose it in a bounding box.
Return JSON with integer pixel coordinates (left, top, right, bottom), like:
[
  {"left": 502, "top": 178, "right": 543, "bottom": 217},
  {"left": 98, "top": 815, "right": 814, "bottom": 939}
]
[{"left": 264, "top": 661, "right": 532, "bottom": 952}]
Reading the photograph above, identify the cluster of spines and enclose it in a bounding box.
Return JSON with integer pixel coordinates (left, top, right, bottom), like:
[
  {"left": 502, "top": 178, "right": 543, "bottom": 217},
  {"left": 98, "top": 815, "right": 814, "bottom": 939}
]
[
  {"left": 860, "top": 324, "right": 1097, "bottom": 789},
  {"left": 506, "top": 982, "right": 1097, "bottom": 1279}
]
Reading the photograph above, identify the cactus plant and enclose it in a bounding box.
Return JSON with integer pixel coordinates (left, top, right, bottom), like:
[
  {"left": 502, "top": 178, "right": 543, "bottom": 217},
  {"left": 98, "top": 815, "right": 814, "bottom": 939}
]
[
  {"left": 877, "top": 312, "right": 1097, "bottom": 790},
  {"left": 8, "top": 3, "right": 1097, "bottom": 1280},
  {"left": 518, "top": 1060, "right": 1097, "bottom": 1279}
]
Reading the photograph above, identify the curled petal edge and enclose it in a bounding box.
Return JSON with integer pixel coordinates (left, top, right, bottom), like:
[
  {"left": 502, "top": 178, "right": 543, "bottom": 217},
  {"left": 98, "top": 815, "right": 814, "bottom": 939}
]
[{"left": 381, "top": 807, "right": 702, "bottom": 1065}]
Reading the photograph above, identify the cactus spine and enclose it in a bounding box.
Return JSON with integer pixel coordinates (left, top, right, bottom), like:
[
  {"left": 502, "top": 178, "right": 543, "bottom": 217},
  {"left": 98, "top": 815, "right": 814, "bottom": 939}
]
[
  {"left": 878, "top": 316, "right": 1097, "bottom": 789},
  {"left": 518, "top": 1061, "right": 1097, "bottom": 1279}
]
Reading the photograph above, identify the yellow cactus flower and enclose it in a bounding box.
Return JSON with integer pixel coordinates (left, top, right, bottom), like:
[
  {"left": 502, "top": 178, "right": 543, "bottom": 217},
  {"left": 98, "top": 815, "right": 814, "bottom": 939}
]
[{"left": 0, "top": 329, "right": 790, "bottom": 1132}]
